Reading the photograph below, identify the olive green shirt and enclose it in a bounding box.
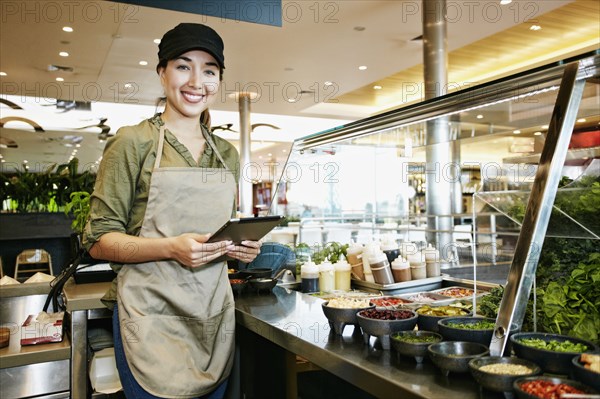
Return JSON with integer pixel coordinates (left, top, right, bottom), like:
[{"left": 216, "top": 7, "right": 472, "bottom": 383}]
[{"left": 82, "top": 114, "right": 240, "bottom": 305}]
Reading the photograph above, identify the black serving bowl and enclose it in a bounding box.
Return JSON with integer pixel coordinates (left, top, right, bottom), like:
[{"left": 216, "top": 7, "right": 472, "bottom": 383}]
[
  {"left": 571, "top": 353, "right": 600, "bottom": 391},
  {"left": 239, "top": 268, "right": 273, "bottom": 279},
  {"left": 415, "top": 305, "right": 472, "bottom": 333},
  {"left": 229, "top": 278, "right": 247, "bottom": 295},
  {"left": 437, "top": 316, "right": 497, "bottom": 346},
  {"left": 509, "top": 332, "right": 599, "bottom": 375},
  {"left": 513, "top": 375, "right": 598, "bottom": 399},
  {"left": 356, "top": 309, "right": 418, "bottom": 350},
  {"left": 428, "top": 341, "right": 489, "bottom": 376},
  {"left": 468, "top": 356, "right": 541, "bottom": 393},
  {"left": 248, "top": 277, "right": 278, "bottom": 292},
  {"left": 390, "top": 330, "right": 443, "bottom": 363},
  {"left": 321, "top": 301, "right": 375, "bottom": 335}
]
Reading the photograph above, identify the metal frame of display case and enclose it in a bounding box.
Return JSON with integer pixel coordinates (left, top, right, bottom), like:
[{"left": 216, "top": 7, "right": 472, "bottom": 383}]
[{"left": 271, "top": 52, "right": 600, "bottom": 356}]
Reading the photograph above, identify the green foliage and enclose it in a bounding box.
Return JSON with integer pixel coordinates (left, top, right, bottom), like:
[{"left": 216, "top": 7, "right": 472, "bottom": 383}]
[
  {"left": 538, "top": 253, "right": 600, "bottom": 344},
  {"left": 310, "top": 241, "right": 349, "bottom": 264},
  {"left": 0, "top": 158, "right": 96, "bottom": 213},
  {"left": 64, "top": 191, "right": 91, "bottom": 236}
]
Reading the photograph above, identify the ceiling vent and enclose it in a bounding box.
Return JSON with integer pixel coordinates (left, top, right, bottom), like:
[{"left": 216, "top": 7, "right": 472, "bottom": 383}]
[{"left": 47, "top": 64, "right": 74, "bottom": 73}]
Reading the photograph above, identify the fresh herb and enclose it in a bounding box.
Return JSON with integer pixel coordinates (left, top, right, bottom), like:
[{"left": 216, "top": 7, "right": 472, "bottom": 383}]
[
  {"left": 446, "top": 320, "right": 495, "bottom": 330},
  {"left": 393, "top": 334, "right": 440, "bottom": 344},
  {"left": 517, "top": 338, "right": 589, "bottom": 353},
  {"left": 477, "top": 285, "right": 504, "bottom": 318}
]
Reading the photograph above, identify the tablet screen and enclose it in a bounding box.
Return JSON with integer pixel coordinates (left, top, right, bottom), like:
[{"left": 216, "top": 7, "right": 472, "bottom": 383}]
[{"left": 206, "top": 215, "right": 284, "bottom": 244}]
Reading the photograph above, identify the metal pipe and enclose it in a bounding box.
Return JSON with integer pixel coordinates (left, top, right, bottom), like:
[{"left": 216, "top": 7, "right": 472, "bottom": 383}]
[
  {"left": 423, "top": 0, "right": 453, "bottom": 263},
  {"left": 489, "top": 61, "right": 585, "bottom": 356},
  {"left": 238, "top": 93, "right": 253, "bottom": 216}
]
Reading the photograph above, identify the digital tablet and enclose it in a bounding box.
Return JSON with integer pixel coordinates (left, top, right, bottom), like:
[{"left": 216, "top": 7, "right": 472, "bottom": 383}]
[{"left": 206, "top": 215, "right": 284, "bottom": 244}]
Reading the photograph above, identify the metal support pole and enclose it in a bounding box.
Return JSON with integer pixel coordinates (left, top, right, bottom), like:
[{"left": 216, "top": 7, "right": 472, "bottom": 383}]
[
  {"left": 423, "top": 0, "right": 453, "bottom": 263},
  {"left": 489, "top": 61, "right": 585, "bottom": 356},
  {"left": 238, "top": 93, "right": 253, "bottom": 216}
]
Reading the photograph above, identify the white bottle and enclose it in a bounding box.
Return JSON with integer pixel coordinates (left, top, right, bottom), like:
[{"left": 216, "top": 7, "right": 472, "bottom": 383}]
[
  {"left": 346, "top": 242, "right": 364, "bottom": 280},
  {"left": 361, "top": 243, "right": 379, "bottom": 283},
  {"left": 334, "top": 260, "right": 351, "bottom": 291},
  {"left": 301, "top": 260, "right": 320, "bottom": 293},
  {"left": 318, "top": 261, "right": 335, "bottom": 292}
]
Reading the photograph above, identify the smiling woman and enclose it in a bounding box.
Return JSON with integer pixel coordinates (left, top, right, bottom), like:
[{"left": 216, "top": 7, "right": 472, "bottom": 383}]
[{"left": 82, "top": 23, "right": 262, "bottom": 399}]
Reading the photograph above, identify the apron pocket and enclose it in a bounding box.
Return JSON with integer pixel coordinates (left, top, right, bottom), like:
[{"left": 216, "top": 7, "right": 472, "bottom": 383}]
[{"left": 121, "top": 308, "right": 235, "bottom": 397}]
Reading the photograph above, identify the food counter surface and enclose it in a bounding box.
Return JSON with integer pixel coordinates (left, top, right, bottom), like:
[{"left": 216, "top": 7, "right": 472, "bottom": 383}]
[{"left": 234, "top": 286, "right": 503, "bottom": 399}]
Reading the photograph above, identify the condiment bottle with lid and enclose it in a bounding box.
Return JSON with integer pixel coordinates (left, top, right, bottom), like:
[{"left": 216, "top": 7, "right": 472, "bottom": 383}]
[
  {"left": 334, "top": 259, "right": 351, "bottom": 291},
  {"left": 318, "top": 261, "right": 335, "bottom": 292},
  {"left": 361, "top": 243, "right": 379, "bottom": 283},
  {"left": 391, "top": 257, "right": 411, "bottom": 282},
  {"left": 300, "top": 260, "right": 319, "bottom": 293},
  {"left": 367, "top": 249, "right": 395, "bottom": 285},
  {"left": 346, "top": 242, "right": 364, "bottom": 280},
  {"left": 380, "top": 236, "right": 400, "bottom": 264},
  {"left": 400, "top": 241, "right": 418, "bottom": 259},
  {"left": 423, "top": 243, "right": 441, "bottom": 277},
  {"left": 407, "top": 251, "right": 426, "bottom": 280}
]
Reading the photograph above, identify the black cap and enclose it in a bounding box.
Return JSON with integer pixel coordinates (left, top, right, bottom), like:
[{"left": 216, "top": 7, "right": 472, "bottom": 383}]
[{"left": 158, "top": 23, "right": 225, "bottom": 69}]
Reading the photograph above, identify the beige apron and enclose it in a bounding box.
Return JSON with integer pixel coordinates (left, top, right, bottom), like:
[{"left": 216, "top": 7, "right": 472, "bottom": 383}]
[{"left": 117, "top": 126, "right": 236, "bottom": 398}]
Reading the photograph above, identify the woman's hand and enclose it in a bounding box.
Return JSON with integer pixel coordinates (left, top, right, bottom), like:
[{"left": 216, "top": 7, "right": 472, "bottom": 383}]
[
  {"left": 226, "top": 240, "right": 262, "bottom": 264},
  {"left": 170, "top": 233, "right": 233, "bottom": 268}
]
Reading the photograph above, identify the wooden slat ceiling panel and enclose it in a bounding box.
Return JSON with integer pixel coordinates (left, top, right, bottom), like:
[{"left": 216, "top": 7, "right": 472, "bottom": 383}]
[{"left": 336, "top": 0, "right": 600, "bottom": 109}]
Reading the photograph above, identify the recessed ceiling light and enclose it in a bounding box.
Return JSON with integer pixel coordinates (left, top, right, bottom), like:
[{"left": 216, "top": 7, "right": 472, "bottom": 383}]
[
  {"left": 324, "top": 81, "right": 333, "bottom": 86},
  {"left": 358, "top": 66, "right": 367, "bottom": 71},
  {"left": 287, "top": 98, "right": 297, "bottom": 103},
  {"left": 373, "top": 85, "right": 382, "bottom": 90},
  {"left": 139, "top": 60, "right": 148, "bottom": 66},
  {"left": 541, "top": 125, "right": 549, "bottom": 129},
  {"left": 62, "top": 26, "right": 73, "bottom": 32},
  {"left": 500, "top": 0, "right": 512, "bottom": 5},
  {"left": 282, "top": 149, "right": 287, "bottom": 153},
  {"left": 56, "top": 77, "right": 64, "bottom": 82},
  {"left": 124, "top": 83, "right": 132, "bottom": 89},
  {"left": 59, "top": 51, "right": 69, "bottom": 57},
  {"left": 530, "top": 25, "right": 541, "bottom": 31},
  {"left": 153, "top": 39, "right": 161, "bottom": 44},
  {"left": 534, "top": 132, "right": 542, "bottom": 136},
  {"left": 258, "top": 156, "right": 263, "bottom": 159},
  {"left": 577, "top": 118, "right": 586, "bottom": 123},
  {"left": 0, "top": 72, "right": 6, "bottom": 76},
  {"left": 23, "top": 160, "right": 28, "bottom": 164},
  {"left": 476, "top": 114, "right": 483, "bottom": 119},
  {"left": 513, "top": 130, "right": 521, "bottom": 134}
]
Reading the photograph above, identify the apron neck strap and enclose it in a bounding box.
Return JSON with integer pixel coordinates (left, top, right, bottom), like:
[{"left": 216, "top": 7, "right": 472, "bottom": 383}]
[
  {"left": 155, "top": 124, "right": 230, "bottom": 171},
  {"left": 154, "top": 126, "right": 167, "bottom": 170}
]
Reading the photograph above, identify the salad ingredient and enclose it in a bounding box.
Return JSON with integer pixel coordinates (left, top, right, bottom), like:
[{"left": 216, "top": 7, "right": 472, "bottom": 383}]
[
  {"left": 359, "top": 309, "right": 414, "bottom": 320},
  {"left": 580, "top": 353, "right": 600, "bottom": 373},
  {"left": 416, "top": 305, "right": 470, "bottom": 316},
  {"left": 519, "top": 380, "right": 586, "bottom": 399},
  {"left": 393, "top": 334, "right": 440, "bottom": 344},
  {"left": 371, "top": 297, "right": 412, "bottom": 307},
  {"left": 446, "top": 320, "right": 495, "bottom": 329},
  {"left": 479, "top": 363, "right": 533, "bottom": 375},
  {"left": 517, "top": 338, "right": 588, "bottom": 353},
  {"left": 327, "top": 297, "right": 372, "bottom": 309}
]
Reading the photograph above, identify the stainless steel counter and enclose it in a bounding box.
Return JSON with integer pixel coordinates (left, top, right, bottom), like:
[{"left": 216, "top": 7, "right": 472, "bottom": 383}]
[{"left": 235, "top": 286, "right": 503, "bottom": 399}]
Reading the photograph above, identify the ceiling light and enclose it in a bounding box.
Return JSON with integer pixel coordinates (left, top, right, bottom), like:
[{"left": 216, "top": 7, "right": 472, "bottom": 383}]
[
  {"left": 268, "top": 153, "right": 272, "bottom": 157},
  {"left": 358, "top": 66, "right": 367, "bottom": 71},
  {"left": 577, "top": 118, "right": 586, "bottom": 123},
  {"left": 0, "top": 72, "right": 6, "bottom": 76},
  {"left": 530, "top": 25, "right": 541, "bottom": 31},
  {"left": 500, "top": 0, "right": 512, "bottom": 5},
  {"left": 124, "top": 83, "right": 132, "bottom": 89},
  {"left": 22, "top": 160, "right": 28, "bottom": 164},
  {"left": 258, "top": 156, "right": 263, "bottom": 159},
  {"left": 534, "top": 131, "right": 542, "bottom": 136},
  {"left": 62, "top": 26, "right": 73, "bottom": 32},
  {"left": 541, "top": 125, "right": 549, "bottom": 129},
  {"left": 476, "top": 114, "right": 483, "bottom": 119},
  {"left": 153, "top": 39, "right": 161, "bottom": 44},
  {"left": 282, "top": 149, "right": 287, "bottom": 153},
  {"left": 324, "top": 81, "right": 333, "bottom": 86},
  {"left": 513, "top": 130, "right": 521, "bottom": 134},
  {"left": 59, "top": 51, "right": 69, "bottom": 57},
  {"left": 287, "top": 98, "right": 297, "bottom": 103},
  {"left": 56, "top": 77, "right": 64, "bottom": 82},
  {"left": 373, "top": 85, "right": 382, "bottom": 90},
  {"left": 139, "top": 60, "right": 148, "bottom": 66}
]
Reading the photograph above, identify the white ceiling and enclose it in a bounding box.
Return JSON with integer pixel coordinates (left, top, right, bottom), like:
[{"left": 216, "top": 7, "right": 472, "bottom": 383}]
[{"left": 0, "top": 0, "right": 593, "bottom": 174}]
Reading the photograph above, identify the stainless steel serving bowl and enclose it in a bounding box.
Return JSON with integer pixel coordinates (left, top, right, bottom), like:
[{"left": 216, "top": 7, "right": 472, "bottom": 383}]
[
  {"left": 321, "top": 302, "right": 375, "bottom": 335},
  {"left": 427, "top": 341, "right": 489, "bottom": 376},
  {"left": 468, "top": 356, "right": 541, "bottom": 393}
]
